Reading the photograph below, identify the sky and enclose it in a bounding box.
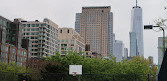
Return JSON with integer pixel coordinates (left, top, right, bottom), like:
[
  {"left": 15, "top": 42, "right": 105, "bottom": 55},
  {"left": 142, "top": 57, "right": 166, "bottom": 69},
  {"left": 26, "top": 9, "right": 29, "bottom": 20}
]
[{"left": 0, "top": 0, "right": 167, "bottom": 64}]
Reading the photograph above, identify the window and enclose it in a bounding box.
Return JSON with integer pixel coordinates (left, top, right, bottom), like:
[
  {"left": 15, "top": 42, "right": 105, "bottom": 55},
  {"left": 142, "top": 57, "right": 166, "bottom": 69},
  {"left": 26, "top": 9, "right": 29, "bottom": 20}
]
[
  {"left": 27, "top": 29, "right": 30, "bottom": 31},
  {"left": 41, "top": 24, "right": 46, "bottom": 27},
  {"left": 35, "top": 28, "right": 39, "bottom": 31},
  {"left": 69, "top": 47, "right": 73, "bottom": 50},
  {"left": 36, "top": 24, "right": 39, "bottom": 27},
  {"left": 32, "top": 45, "right": 38, "bottom": 47},
  {"left": 61, "top": 48, "right": 64, "bottom": 50},
  {"left": 62, "top": 40, "right": 64, "bottom": 42},
  {"left": 5, "top": 46, "right": 8, "bottom": 52},
  {"left": 24, "top": 52, "right": 27, "bottom": 56},
  {"left": 31, "top": 24, "right": 35, "bottom": 27},
  {"left": 71, "top": 40, "right": 74, "bottom": 44},
  {"left": 12, "top": 37, "right": 15, "bottom": 41},
  {"left": 31, "top": 37, "right": 34, "bottom": 39},
  {"left": 61, "top": 44, "right": 67, "bottom": 46},
  {"left": 23, "top": 24, "right": 26, "bottom": 27},
  {"left": 31, "top": 29, "right": 35, "bottom": 31},
  {"left": 67, "top": 29, "right": 69, "bottom": 33},
  {"left": 60, "top": 30, "right": 62, "bottom": 33},
  {"left": 66, "top": 40, "right": 68, "bottom": 42},
  {"left": 31, "top": 32, "right": 34, "bottom": 35},
  {"left": 27, "top": 24, "right": 30, "bottom": 27}
]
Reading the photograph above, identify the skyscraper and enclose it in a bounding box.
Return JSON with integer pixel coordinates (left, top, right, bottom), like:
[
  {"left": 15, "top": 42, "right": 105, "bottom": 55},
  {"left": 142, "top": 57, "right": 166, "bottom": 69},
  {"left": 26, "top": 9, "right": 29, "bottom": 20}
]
[
  {"left": 113, "top": 40, "right": 124, "bottom": 62},
  {"left": 130, "top": 1, "right": 144, "bottom": 56},
  {"left": 75, "top": 6, "right": 113, "bottom": 57},
  {"left": 158, "top": 37, "right": 166, "bottom": 70}
]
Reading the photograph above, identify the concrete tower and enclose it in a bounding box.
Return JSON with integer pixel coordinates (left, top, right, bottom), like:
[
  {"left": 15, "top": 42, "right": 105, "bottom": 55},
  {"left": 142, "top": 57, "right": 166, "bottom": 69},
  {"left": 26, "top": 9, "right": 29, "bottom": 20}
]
[{"left": 130, "top": 0, "right": 144, "bottom": 56}]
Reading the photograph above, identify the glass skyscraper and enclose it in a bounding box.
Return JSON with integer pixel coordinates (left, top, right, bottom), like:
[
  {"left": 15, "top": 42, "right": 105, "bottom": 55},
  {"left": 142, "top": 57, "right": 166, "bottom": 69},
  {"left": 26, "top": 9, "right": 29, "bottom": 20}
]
[{"left": 130, "top": 4, "right": 144, "bottom": 57}]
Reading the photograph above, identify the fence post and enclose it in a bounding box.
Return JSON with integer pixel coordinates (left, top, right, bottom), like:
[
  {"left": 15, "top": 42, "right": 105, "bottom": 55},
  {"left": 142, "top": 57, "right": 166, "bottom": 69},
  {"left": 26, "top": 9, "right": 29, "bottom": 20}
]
[
  {"left": 148, "top": 74, "right": 150, "bottom": 81},
  {"left": 78, "top": 75, "right": 80, "bottom": 81},
  {"left": 134, "top": 74, "right": 136, "bottom": 81},
  {"left": 12, "top": 72, "right": 14, "bottom": 81}
]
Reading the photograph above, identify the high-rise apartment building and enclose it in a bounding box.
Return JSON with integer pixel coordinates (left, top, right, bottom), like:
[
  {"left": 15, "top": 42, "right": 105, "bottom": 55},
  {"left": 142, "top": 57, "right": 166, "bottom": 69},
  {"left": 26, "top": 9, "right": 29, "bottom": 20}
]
[
  {"left": 130, "top": 2, "right": 144, "bottom": 57},
  {"left": 58, "top": 28, "right": 85, "bottom": 55},
  {"left": 75, "top": 6, "right": 113, "bottom": 57},
  {"left": 16, "top": 18, "right": 59, "bottom": 57},
  {"left": 0, "top": 16, "right": 31, "bottom": 66}
]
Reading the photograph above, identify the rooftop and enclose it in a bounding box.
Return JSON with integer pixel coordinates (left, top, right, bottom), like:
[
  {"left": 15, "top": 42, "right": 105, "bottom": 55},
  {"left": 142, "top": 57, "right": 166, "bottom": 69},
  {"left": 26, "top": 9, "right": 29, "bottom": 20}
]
[{"left": 82, "top": 6, "right": 110, "bottom": 9}]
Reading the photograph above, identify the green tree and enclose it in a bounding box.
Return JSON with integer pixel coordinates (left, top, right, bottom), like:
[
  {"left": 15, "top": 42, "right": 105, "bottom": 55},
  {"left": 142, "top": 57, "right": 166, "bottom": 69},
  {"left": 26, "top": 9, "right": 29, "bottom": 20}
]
[
  {"left": 41, "top": 51, "right": 154, "bottom": 81},
  {"left": 0, "top": 62, "right": 27, "bottom": 81}
]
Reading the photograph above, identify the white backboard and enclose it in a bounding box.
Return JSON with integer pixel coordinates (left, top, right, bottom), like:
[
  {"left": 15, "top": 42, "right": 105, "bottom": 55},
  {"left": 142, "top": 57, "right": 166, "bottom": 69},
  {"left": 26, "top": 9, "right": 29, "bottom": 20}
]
[{"left": 69, "top": 65, "right": 82, "bottom": 75}]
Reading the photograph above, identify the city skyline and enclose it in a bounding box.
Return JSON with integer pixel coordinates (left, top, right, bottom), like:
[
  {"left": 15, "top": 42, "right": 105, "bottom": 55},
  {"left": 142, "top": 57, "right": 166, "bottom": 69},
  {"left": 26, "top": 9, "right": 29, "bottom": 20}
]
[{"left": 0, "top": 0, "right": 167, "bottom": 64}]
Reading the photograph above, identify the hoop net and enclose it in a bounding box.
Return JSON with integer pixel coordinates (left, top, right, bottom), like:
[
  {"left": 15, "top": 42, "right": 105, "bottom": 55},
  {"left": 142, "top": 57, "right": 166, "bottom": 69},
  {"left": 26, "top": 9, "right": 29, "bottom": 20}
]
[{"left": 72, "top": 72, "right": 77, "bottom": 76}]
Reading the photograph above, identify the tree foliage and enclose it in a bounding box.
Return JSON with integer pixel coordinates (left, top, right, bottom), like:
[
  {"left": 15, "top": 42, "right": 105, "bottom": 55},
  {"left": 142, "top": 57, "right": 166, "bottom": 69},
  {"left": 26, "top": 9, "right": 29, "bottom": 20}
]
[
  {"left": 0, "top": 62, "right": 27, "bottom": 81},
  {"left": 41, "top": 51, "right": 156, "bottom": 81}
]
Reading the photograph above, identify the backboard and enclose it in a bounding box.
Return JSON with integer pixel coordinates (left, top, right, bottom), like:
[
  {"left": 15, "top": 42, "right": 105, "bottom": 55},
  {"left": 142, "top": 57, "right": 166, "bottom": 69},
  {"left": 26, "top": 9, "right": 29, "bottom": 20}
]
[{"left": 69, "top": 65, "right": 82, "bottom": 75}]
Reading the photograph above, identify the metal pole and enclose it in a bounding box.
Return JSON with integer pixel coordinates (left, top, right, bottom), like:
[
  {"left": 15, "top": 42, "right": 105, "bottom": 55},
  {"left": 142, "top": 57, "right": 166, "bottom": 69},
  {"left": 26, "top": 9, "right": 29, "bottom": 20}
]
[
  {"left": 159, "top": 27, "right": 165, "bottom": 56},
  {"left": 78, "top": 75, "right": 80, "bottom": 81},
  {"left": 148, "top": 74, "right": 150, "bottom": 81},
  {"left": 162, "top": 27, "right": 165, "bottom": 56}
]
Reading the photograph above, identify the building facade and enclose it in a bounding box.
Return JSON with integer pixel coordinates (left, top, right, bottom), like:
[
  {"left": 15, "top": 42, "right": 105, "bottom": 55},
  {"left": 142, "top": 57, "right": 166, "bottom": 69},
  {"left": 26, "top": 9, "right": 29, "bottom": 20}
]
[
  {"left": 124, "top": 48, "right": 128, "bottom": 59},
  {"left": 158, "top": 37, "right": 166, "bottom": 70},
  {"left": 58, "top": 28, "right": 85, "bottom": 55},
  {"left": 130, "top": 3, "right": 144, "bottom": 57},
  {"left": 148, "top": 56, "right": 153, "bottom": 64},
  {"left": 0, "top": 16, "right": 30, "bottom": 66},
  {"left": 75, "top": 6, "right": 113, "bottom": 57},
  {"left": 75, "top": 13, "right": 81, "bottom": 34},
  {"left": 16, "top": 18, "right": 59, "bottom": 57},
  {"left": 130, "top": 32, "right": 137, "bottom": 57},
  {"left": 113, "top": 40, "right": 124, "bottom": 62}
]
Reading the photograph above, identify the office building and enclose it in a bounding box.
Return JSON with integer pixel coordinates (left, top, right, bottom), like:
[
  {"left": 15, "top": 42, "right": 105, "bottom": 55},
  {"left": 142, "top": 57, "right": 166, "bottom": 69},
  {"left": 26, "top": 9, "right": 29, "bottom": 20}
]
[
  {"left": 58, "top": 28, "right": 85, "bottom": 55},
  {"left": 130, "top": 32, "right": 137, "bottom": 57},
  {"left": 130, "top": 1, "right": 144, "bottom": 56},
  {"left": 75, "top": 6, "right": 113, "bottom": 57},
  {"left": 75, "top": 13, "right": 81, "bottom": 34},
  {"left": 158, "top": 37, "right": 166, "bottom": 70},
  {"left": 113, "top": 40, "right": 124, "bottom": 62},
  {"left": 16, "top": 18, "right": 59, "bottom": 57},
  {"left": 124, "top": 48, "right": 128, "bottom": 59}
]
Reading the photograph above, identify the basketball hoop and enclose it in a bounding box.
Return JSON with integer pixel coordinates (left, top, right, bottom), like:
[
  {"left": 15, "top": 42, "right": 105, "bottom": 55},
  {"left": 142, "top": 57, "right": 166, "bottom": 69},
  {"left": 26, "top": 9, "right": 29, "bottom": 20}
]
[
  {"left": 69, "top": 65, "right": 82, "bottom": 76},
  {"left": 72, "top": 72, "right": 77, "bottom": 76}
]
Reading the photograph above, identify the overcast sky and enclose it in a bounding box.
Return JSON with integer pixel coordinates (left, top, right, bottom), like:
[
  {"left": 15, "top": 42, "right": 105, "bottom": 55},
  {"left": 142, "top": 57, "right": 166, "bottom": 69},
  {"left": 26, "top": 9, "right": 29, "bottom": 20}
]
[{"left": 0, "top": 0, "right": 167, "bottom": 64}]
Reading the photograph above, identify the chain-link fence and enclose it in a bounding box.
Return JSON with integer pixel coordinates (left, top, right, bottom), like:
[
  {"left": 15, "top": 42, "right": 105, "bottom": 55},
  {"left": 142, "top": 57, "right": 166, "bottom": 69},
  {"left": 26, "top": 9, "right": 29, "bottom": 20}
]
[{"left": 0, "top": 72, "right": 157, "bottom": 81}]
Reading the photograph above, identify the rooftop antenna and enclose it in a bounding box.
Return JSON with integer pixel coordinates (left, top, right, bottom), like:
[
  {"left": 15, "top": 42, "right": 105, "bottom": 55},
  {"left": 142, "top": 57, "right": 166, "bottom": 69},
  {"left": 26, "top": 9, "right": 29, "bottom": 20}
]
[{"left": 136, "top": 0, "right": 138, "bottom": 7}]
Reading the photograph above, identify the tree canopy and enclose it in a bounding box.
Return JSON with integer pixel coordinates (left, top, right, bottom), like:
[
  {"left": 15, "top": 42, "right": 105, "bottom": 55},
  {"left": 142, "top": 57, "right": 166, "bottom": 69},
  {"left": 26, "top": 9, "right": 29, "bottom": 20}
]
[{"left": 41, "top": 51, "right": 157, "bottom": 81}]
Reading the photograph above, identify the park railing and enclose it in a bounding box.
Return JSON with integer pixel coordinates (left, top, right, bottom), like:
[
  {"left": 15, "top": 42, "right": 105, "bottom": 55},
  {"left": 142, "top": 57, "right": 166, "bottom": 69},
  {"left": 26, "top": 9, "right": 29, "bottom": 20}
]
[{"left": 0, "top": 72, "right": 157, "bottom": 81}]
